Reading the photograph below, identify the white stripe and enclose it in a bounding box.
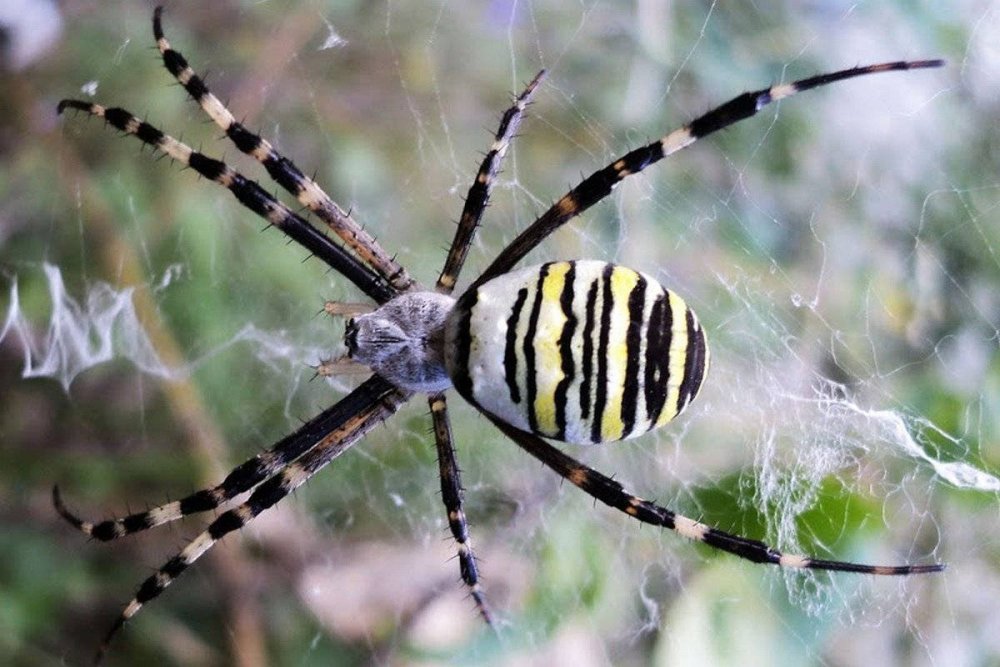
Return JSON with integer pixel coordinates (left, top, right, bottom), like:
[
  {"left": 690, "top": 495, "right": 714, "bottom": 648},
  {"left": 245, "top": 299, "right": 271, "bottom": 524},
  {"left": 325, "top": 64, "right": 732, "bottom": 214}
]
[{"left": 674, "top": 515, "right": 708, "bottom": 541}]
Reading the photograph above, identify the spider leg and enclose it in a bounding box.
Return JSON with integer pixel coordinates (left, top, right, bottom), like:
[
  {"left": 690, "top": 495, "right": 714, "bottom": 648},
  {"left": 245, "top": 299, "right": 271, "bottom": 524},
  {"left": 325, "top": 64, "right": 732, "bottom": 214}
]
[
  {"left": 322, "top": 300, "right": 375, "bottom": 317},
  {"left": 473, "top": 59, "right": 944, "bottom": 288},
  {"left": 436, "top": 70, "right": 546, "bottom": 294},
  {"left": 429, "top": 394, "right": 494, "bottom": 624},
  {"left": 152, "top": 6, "right": 415, "bottom": 294},
  {"left": 488, "top": 416, "right": 945, "bottom": 576},
  {"left": 313, "top": 355, "right": 369, "bottom": 378},
  {"left": 56, "top": 100, "right": 396, "bottom": 304},
  {"left": 53, "top": 375, "right": 397, "bottom": 541},
  {"left": 91, "top": 378, "right": 412, "bottom": 663}
]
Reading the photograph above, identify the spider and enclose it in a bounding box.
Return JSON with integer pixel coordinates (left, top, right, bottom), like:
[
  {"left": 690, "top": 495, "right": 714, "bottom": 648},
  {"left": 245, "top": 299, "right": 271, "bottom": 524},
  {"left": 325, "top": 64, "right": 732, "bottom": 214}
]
[{"left": 56, "top": 7, "right": 945, "bottom": 662}]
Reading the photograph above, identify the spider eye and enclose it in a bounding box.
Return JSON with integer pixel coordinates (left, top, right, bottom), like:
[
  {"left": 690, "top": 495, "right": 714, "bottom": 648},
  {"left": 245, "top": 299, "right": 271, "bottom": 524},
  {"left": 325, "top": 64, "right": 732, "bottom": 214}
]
[{"left": 345, "top": 318, "right": 359, "bottom": 354}]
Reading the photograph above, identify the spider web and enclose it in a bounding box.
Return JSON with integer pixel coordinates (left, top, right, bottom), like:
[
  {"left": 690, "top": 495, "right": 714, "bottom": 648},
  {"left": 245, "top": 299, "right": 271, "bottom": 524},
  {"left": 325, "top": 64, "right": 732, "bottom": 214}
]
[{"left": 4, "top": 1, "right": 1000, "bottom": 664}]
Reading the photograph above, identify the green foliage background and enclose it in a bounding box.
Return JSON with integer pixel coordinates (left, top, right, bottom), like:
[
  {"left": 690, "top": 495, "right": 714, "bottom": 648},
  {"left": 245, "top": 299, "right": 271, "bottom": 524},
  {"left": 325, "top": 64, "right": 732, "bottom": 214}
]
[{"left": 2, "top": 1, "right": 997, "bottom": 666}]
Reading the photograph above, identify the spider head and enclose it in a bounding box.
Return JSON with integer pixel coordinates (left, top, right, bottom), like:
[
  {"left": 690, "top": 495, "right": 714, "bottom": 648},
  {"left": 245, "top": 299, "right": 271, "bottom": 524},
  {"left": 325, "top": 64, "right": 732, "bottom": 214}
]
[{"left": 343, "top": 292, "right": 456, "bottom": 393}]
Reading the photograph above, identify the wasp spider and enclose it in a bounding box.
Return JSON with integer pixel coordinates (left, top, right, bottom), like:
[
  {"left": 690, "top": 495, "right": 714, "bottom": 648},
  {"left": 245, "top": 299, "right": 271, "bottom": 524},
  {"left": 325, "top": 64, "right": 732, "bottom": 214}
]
[{"left": 55, "top": 7, "right": 946, "bottom": 662}]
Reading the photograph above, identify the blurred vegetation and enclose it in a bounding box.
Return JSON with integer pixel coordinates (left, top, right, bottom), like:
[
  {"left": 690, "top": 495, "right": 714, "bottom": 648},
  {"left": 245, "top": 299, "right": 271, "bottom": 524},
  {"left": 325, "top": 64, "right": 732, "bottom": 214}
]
[{"left": 2, "top": 1, "right": 998, "bottom": 666}]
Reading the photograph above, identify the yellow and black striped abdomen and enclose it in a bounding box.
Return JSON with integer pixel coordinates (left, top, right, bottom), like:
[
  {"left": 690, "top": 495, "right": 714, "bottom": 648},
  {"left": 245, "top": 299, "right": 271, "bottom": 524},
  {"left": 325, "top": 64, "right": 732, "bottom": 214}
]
[{"left": 445, "top": 260, "right": 708, "bottom": 443}]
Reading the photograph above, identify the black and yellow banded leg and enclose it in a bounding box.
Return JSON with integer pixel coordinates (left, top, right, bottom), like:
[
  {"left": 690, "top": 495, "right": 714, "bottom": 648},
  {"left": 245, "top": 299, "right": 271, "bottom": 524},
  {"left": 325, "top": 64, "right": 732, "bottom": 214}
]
[
  {"left": 489, "top": 416, "right": 945, "bottom": 576},
  {"left": 474, "top": 59, "right": 944, "bottom": 288},
  {"left": 56, "top": 100, "right": 396, "bottom": 304},
  {"left": 152, "top": 7, "right": 414, "bottom": 294},
  {"left": 428, "top": 394, "right": 494, "bottom": 624},
  {"left": 53, "top": 375, "right": 399, "bottom": 541},
  {"left": 436, "top": 70, "right": 546, "bottom": 294},
  {"left": 91, "top": 379, "right": 412, "bottom": 664}
]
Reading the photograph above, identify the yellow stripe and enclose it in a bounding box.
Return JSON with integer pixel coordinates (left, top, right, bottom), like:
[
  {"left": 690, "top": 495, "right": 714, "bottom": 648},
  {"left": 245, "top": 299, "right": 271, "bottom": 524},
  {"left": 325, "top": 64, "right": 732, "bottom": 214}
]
[
  {"left": 656, "top": 291, "right": 690, "bottom": 427},
  {"left": 601, "top": 267, "right": 639, "bottom": 441},
  {"left": 532, "top": 262, "right": 571, "bottom": 436}
]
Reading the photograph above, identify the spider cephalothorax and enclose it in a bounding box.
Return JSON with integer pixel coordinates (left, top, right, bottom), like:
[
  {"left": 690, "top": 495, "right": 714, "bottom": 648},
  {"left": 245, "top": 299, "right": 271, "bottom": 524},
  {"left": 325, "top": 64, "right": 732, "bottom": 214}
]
[
  {"left": 345, "top": 291, "right": 455, "bottom": 392},
  {"left": 55, "top": 7, "right": 944, "bottom": 662},
  {"left": 346, "top": 257, "right": 709, "bottom": 443}
]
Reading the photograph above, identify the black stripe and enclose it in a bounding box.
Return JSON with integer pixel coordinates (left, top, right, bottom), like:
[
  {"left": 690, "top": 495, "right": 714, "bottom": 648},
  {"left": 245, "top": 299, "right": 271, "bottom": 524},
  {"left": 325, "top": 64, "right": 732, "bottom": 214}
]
[
  {"left": 644, "top": 292, "right": 672, "bottom": 423},
  {"left": 226, "top": 122, "right": 310, "bottom": 197},
  {"left": 579, "top": 277, "right": 599, "bottom": 421},
  {"left": 152, "top": 8, "right": 209, "bottom": 106},
  {"left": 226, "top": 122, "right": 264, "bottom": 154},
  {"left": 90, "top": 522, "right": 121, "bottom": 541},
  {"left": 79, "top": 507, "right": 150, "bottom": 541},
  {"left": 620, "top": 274, "right": 647, "bottom": 436},
  {"left": 179, "top": 490, "right": 218, "bottom": 515},
  {"left": 523, "top": 264, "right": 551, "bottom": 434},
  {"left": 450, "top": 289, "right": 478, "bottom": 401},
  {"left": 159, "top": 47, "right": 186, "bottom": 80},
  {"left": 188, "top": 151, "right": 227, "bottom": 182},
  {"left": 162, "top": 48, "right": 210, "bottom": 102},
  {"left": 121, "top": 514, "right": 152, "bottom": 535},
  {"left": 219, "top": 457, "right": 266, "bottom": 498},
  {"left": 135, "top": 579, "right": 166, "bottom": 606},
  {"left": 208, "top": 509, "right": 245, "bottom": 539},
  {"left": 136, "top": 122, "right": 166, "bottom": 148},
  {"left": 553, "top": 262, "right": 578, "bottom": 440},
  {"left": 677, "top": 311, "right": 707, "bottom": 412},
  {"left": 591, "top": 264, "right": 615, "bottom": 443},
  {"left": 612, "top": 143, "right": 666, "bottom": 178},
  {"left": 136, "top": 555, "right": 186, "bottom": 603},
  {"left": 265, "top": 155, "right": 306, "bottom": 196},
  {"left": 504, "top": 288, "right": 529, "bottom": 404},
  {"left": 688, "top": 91, "right": 764, "bottom": 138},
  {"left": 247, "top": 471, "right": 293, "bottom": 510},
  {"left": 793, "top": 62, "right": 943, "bottom": 94},
  {"left": 460, "top": 145, "right": 499, "bottom": 229},
  {"left": 701, "top": 528, "right": 780, "bottom": 565},
  {"left": 226, "top": 171, "right": 279, "bottom": 219},
  {"left": 448, "top": 512, "right": 469, "bottom": 543},
  {"left": 102, "top": 107, "right": 163, "bottom": 145},
  {"left": 161, "top": 555, "right": 188, "bottom": 579}
]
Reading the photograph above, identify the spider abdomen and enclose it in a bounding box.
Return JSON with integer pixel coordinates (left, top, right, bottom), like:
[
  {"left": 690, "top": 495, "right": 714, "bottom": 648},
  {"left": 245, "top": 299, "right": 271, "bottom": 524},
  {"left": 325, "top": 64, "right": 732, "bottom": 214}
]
[{"left": 445, "top": 260, "right": 708, "bottom": 443}]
